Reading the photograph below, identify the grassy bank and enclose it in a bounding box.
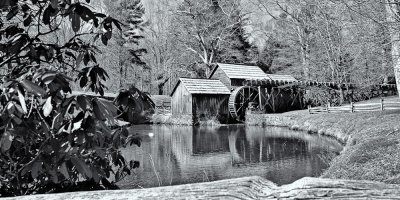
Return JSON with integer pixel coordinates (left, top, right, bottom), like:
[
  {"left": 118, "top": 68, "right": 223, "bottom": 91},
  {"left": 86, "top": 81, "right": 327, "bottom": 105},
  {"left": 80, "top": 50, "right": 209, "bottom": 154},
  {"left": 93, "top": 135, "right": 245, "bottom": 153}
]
[
  {"left": 247, "top": 109, "right": 400, "bottom": 184},
  {"left": 152, "top": 114, "right": 223, "bottom": 126}
]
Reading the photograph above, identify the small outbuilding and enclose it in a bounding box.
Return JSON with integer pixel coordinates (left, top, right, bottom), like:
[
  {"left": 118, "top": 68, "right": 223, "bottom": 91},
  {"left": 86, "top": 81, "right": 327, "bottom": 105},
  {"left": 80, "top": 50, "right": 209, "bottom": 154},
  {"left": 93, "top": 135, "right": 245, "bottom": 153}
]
[{"left": 171, "top": 78, "right": 231, "bottom": 123}]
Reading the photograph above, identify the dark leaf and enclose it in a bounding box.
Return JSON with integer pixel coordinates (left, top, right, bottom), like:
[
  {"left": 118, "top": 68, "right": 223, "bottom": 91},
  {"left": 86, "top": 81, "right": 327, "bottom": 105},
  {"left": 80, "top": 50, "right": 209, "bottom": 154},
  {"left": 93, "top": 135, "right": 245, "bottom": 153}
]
[
  {"left": 76, "top": 95, "right": 88, "bottom": 111},
  {"left": 72, "top": 111, "right": 84, "bottom": 123},
  {"left": 112, "top": 19, "right": 122, "bottom": 31},
  {"left": 21, "top": 4, "right": 30, "bottom": 12},
  {"left": 12, "top": 116, "right": 22, "bottom": 125},
  {"left": 45, "top": 46, "right": 55, "bottom": 61},
  {"left": 31, "top": 161, "right": 42, "bottom": 179},
  {"left": 98, "top": 87, "right": 104, "bottom": 96},
  {"left": 23, "top": 15, "right": 32, "bottom": 27},
  {"left": 121, "top": 128, "right": 129, "bottom": 137},
  {"left": 6, "top": 6, "right": 19, "bottom": 20},
  {"left": 71, "top": 13, "right": 81, "bottom": 33},
  {"left": 49, "top": 170, "right": 59, "bottom": 183},
  {"left": 83, "top": 52, "right": 90, "bottom": 65},
  {"left": 92, "top": 167, "right": 100, "bottom": 183},
  {"left": 20, "top": 80, "right": 47, "bottom": 97},
  {"left": 94, "top": 13, "right": 106, "bottom": 18},
  {"left": 90, "top": 53, "right": 97, "bottom": 63},
  {"left": 43, "top": 5, "right": 55, "bottom": 25},
  {"left": 0, "top": 130, "right": 13, "bottom": 153},
  {"left": 122, "top": 167, "right": 131, "bottom": 175},
  {"left": 5, "top": 25, "right": 24, "bottom": 38},
  {"left": 95, "top": 148, "right": 106, "bottom": 159},
  {"left": 76, "top": 52, "right": 84, "bottom": 68},
  {"left": 59, "top": 163, "right": 70, "bottom": 179},
  {"left": 21, "top": 162, "right": 33, "bottom": 176},
  {"left": 105, "top": 31, "right": 112, "bottom": 40},
  {"left": 76, "top": 4, "right": 97, "bottom": 24},
  {"left": 115, "top": 170, "right": 120, "bottom": 182},
  {"left": 101, "top": 178, "right": 114, "bottom": 189},
  {"left": 101, "top": 34, "right": 108, "bottom": 45},
  {"left": 79, "top": 76, "right": 87, "bottom": 88},
  {"left": 126, "top": 134, "right": 142, "bottom": 147},
  {"left": 51, "top": 0, "right": 59, "bottom": 9},
  {"left": 65, "top": 51, "right": 76, "bottom": 59},
  {"left": 71, "top": 157, "right": 93, "bottom": 179},
  {"left": 93, "top": 99, "right": 106, "bottom": 120},
  {"left": 130, "top": 160, "right": 140, "bottom": 169}
]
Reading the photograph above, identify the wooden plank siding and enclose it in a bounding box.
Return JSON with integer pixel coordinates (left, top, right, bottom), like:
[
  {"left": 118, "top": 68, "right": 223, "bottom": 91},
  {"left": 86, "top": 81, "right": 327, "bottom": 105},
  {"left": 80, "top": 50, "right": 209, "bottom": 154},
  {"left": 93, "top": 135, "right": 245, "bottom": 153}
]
[
  {"left": 192, "top": 94, "right": 230, "bottom": 122},
  {"left": 209, "top": 66, "right": 232, "bottom": 89},
  {"left": 171, "top": 83, "right": 192, "bottom": 115}
]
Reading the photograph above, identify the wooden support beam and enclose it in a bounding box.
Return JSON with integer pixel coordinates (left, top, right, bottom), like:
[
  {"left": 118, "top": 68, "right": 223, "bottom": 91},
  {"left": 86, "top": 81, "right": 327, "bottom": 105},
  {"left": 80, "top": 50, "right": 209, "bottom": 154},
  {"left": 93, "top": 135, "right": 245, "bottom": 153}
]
[{"left": 258, "top": 86, "right": 262, "bottom": 111}]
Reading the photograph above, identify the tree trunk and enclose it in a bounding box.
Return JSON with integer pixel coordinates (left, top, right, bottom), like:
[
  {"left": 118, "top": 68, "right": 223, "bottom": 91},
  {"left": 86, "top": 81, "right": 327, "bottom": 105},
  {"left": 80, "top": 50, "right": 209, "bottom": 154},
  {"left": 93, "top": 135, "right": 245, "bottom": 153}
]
[
  {"left": 297, "top": 26, "right": 311, "bottom": 80},
  {"left": 381, "top": 25, "right": 393, "bottom": 81},
  {"left": 158, "top": 84, "right": 164, "bottom": 95},
  {"left": 339, "top": 88, "right": 345, "bottom": 105},
  {"left": 386, "top": 0, "right": 400, "bottom": 98},
  {"left": 119, "top": 65, "right": 123, "bottom": 88},
  {"left": 300, "top": 45, "right": 311, "bottom": 80}
]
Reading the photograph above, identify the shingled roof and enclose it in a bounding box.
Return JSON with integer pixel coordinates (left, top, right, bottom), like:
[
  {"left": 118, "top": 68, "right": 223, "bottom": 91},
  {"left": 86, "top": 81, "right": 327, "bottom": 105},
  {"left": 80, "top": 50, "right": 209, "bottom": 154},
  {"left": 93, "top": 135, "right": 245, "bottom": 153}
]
[
  {"left": 150, "top": 95, "right": 171, "bottom": 106},
  {"left": 171, "top": 78, "right": 231, "bottom": 96},
  {"left": 210, "top": 63, "right": 271, "bottom": 80}
]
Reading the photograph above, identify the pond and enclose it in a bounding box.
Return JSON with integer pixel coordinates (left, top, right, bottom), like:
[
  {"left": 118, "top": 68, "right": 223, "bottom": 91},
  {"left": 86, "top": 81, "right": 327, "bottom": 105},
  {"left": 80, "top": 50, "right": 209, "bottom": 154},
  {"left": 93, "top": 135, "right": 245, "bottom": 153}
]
[{"left": 117, "top": 125, "right": 343, "bottom": 189}]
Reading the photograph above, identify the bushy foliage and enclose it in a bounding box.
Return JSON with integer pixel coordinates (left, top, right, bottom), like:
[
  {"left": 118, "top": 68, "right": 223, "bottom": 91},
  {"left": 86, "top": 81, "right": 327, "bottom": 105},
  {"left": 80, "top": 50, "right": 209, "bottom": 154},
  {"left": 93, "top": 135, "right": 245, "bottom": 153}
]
[{"left": 0, "top": 0, "right": 143, "bottom": 196}]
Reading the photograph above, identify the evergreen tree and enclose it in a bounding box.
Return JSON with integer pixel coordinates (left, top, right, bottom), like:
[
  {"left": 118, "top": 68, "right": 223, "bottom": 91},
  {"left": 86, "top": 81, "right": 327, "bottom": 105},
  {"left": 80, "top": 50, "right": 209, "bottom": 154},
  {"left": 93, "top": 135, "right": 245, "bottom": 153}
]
[
  {"left": 104, "top": 0, "right": 147, "bottom": 88},
  {"left": 216, "top": 9, "right": 254, "bottom": 64}
]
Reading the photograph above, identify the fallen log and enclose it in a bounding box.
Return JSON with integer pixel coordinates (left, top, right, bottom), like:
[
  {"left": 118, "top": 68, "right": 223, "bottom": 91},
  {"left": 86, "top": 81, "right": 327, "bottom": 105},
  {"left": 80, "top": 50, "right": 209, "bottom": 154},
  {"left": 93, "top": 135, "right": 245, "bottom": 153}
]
[{"left": 3, "top": 176, "right": 400, "bottom": 200}]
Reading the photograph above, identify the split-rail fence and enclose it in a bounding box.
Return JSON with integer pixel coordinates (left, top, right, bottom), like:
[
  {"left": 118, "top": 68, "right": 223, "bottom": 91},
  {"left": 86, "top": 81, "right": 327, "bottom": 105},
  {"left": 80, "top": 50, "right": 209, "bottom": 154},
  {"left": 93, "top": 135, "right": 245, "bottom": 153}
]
[{"left": 308, "top": 99, "right": 400, "bottom": 114}]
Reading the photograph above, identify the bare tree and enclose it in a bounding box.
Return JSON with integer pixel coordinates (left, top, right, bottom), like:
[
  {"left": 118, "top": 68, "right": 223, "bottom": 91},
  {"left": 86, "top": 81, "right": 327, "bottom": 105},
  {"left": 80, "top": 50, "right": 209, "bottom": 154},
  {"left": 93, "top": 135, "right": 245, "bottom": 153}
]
[
  {"left": 173, "top": 0, "right": 245, "bottom": 76},
  {"left": 385, "top": 0, "right": 400, "bottom": 97}
]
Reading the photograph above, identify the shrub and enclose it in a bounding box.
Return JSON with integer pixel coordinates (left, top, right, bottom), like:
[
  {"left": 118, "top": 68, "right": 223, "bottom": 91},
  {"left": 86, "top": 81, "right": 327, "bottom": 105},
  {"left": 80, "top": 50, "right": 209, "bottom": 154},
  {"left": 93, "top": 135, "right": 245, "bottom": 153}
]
[{"left": 0, "top": 0, "right": 143, "bottom": 196}]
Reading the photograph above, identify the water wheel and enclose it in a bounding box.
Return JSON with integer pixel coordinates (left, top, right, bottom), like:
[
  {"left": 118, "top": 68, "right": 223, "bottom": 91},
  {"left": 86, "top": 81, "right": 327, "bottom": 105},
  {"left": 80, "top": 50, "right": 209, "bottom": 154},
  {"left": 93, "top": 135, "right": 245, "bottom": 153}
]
[{"left": 228, "top": 86, "right": 259, "bottom": 122}]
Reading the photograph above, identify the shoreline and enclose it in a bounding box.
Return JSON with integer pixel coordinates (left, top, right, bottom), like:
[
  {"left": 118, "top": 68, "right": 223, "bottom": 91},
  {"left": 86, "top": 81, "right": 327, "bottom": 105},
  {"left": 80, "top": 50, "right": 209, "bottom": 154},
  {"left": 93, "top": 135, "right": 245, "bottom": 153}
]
[
  {"left": 4, "top": 110, "right": 400, "bottom": 199},
  {"left": 246, "top": 109, "right": 400, "bottom": 184}
]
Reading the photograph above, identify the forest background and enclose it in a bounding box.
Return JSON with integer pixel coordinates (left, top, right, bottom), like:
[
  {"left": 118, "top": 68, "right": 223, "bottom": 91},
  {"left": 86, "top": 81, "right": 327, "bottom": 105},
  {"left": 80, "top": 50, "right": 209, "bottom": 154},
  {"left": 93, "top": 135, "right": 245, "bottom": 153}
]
[{"left": 90, "top": 0, "right": 396, "bottom": 97}]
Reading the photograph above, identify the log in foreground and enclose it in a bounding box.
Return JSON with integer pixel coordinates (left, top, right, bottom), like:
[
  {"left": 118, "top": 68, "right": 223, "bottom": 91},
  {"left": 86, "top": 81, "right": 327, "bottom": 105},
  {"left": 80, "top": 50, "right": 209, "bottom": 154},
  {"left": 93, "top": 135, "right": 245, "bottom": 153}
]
[{"left": 4, "top": 176, "right": 400, "bottom": 200}]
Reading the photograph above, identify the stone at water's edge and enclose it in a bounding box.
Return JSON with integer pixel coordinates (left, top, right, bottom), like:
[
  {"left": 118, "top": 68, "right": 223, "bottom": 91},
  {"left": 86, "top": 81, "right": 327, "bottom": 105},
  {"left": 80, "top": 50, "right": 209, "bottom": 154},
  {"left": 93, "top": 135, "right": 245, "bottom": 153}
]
[{"left": 3, "top": 176, "right": 400, "bottom": 200}]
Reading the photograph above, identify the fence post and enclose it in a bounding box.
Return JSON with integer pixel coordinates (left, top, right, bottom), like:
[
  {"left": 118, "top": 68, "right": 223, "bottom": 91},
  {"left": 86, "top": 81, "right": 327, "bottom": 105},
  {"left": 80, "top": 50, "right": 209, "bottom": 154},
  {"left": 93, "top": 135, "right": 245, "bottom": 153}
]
[
  {"left": 351, "top": 102, "right": 354, "bottom": 113},
  {"left": 327, "top": 102, "right": 331, "bottom": 113},
  {"left": 381, "top": 98, "right": 384, "bottom": 111},
  {"left": 308, "top": 105, "right": 311, "bottom": 114}
]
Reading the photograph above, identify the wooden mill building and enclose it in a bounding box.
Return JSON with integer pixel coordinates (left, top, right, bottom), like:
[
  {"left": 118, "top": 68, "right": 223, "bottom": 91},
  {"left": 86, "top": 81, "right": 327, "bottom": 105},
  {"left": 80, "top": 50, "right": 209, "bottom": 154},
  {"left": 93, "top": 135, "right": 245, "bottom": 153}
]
[
  {"left": 171, "top": 78, "right": 231, "bottom": 123},
  {"left": 171, "top": 64, "right": 303, "bottom": 123},
  {"left": 209, "top": 63, "right": 298, "bottom": 89}
]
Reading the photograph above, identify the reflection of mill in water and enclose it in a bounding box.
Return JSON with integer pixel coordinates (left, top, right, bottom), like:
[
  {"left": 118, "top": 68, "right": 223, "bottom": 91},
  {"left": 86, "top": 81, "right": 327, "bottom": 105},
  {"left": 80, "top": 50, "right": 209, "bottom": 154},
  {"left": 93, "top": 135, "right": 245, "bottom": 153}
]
[
  {"left": 170, "top": 126, "right": 342, "bottom": 184},
  {"left": 119, "top": 125, "right": 343, "bottom": 188}
]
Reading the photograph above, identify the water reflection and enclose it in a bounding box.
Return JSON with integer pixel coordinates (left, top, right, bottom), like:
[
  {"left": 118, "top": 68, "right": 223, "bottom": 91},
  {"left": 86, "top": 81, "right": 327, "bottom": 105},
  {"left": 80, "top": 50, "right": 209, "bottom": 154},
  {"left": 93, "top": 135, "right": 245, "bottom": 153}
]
[{"left": 117, "top": 125, "right": 342, "bottom": 189}]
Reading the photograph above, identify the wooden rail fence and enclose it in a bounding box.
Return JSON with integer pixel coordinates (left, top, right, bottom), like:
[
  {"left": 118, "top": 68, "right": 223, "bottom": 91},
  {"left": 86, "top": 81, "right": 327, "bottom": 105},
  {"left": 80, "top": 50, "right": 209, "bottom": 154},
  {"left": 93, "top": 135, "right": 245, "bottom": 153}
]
[{"left": 308, "top": 99, "right": 400, "bottom": 114}]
